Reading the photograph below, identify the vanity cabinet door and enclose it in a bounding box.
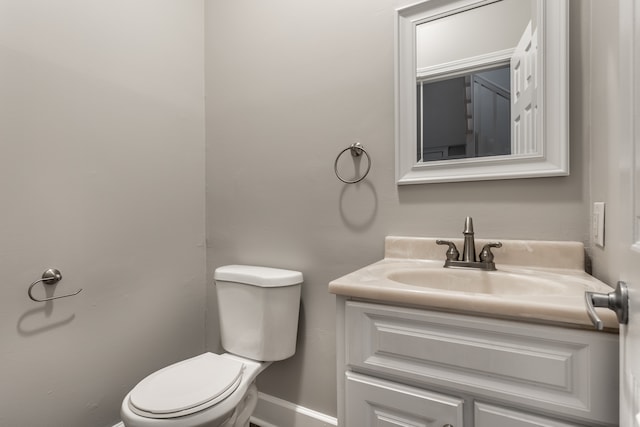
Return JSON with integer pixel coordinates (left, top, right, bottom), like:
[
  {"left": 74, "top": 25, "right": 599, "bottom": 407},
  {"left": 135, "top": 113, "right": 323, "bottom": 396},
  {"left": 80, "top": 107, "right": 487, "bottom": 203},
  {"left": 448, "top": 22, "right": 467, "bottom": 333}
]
[
  {"left": 346, "top": 371, "right": 464, "bottom": 427},
  {"left": 474, "top": 402, "right": 583, "bottom": 427}
]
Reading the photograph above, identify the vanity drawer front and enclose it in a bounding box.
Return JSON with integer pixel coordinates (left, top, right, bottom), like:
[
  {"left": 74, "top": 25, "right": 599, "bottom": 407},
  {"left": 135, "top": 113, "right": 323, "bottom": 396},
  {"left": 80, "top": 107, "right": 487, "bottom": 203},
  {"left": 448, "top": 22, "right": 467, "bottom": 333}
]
[
  {"left": 345, "top": 301, "right": 618, "bottom": 425},
  {"left": 346, "top": 371, "right": 464, "bottom": 427},
  {"left": 474, "top": 402, "right": 582, "bottom": 427}
]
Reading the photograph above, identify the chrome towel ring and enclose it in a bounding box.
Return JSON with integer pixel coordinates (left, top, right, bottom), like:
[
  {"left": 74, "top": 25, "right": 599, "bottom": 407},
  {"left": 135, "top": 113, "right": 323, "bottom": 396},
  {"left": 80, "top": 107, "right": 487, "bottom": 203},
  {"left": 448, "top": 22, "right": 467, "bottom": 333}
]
[
  {"left": 334, "top": 142, "right": 371, "bottom": 184},
  {"left": 28, "top": 268, "right": 82, "bottom": 302}
]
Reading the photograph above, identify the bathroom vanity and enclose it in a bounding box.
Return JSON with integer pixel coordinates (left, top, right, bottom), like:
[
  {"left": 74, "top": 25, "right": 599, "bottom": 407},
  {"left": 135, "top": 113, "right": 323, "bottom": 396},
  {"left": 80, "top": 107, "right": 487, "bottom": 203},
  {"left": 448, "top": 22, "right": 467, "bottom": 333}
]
[{"left": 329, "top": 237, "right": 619, "bottom": 427}]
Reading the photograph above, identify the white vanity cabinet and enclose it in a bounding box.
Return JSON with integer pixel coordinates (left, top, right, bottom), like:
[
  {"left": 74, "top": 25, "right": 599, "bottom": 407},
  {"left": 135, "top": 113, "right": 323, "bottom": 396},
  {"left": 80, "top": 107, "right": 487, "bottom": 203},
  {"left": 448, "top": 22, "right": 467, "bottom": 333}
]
[{"left": 336, "top": 298, "right": 619, "bottom": 427}]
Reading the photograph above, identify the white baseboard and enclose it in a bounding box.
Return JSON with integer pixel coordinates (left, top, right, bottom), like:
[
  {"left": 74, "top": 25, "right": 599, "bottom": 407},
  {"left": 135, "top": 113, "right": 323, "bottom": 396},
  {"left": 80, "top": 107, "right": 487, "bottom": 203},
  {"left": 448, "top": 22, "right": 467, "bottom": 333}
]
[
  {"left": 251, "top": 392, "right": 337, "bottom": 427},
  {"left": 113, "top": 393, "right": 337, "bottom": 427}
]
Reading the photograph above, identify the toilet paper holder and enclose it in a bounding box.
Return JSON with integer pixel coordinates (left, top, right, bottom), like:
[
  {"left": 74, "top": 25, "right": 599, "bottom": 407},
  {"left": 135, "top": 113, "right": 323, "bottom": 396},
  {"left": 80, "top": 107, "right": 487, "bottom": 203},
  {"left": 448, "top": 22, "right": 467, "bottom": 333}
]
[{"left": 28, "top": 268, "right": 82, "bottom": 302}]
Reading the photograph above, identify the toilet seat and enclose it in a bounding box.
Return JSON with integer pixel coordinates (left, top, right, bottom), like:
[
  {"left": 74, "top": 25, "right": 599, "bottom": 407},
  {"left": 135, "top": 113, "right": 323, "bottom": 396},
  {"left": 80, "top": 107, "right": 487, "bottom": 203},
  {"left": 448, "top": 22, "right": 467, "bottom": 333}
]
[{"left": 128, "top": 353, "right": 245, "bottom": 419}]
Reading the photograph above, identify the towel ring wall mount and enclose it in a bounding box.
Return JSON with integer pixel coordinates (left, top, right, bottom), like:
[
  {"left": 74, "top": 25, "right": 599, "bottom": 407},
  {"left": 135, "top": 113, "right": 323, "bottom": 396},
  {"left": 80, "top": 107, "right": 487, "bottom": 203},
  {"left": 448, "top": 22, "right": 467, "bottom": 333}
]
[{"left": 28, "top": 268, "right": 82, "bottom": 302}]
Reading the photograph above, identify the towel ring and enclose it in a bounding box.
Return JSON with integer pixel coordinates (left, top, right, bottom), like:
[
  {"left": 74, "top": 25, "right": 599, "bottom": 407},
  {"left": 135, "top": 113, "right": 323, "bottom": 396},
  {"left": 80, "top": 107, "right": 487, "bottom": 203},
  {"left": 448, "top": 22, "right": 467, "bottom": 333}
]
[
  {"left": 28, "top": 268, "right": 82, "bottom": 302},
  {"left": 334, "top": 142, "right": 371, "bottom": 184}
]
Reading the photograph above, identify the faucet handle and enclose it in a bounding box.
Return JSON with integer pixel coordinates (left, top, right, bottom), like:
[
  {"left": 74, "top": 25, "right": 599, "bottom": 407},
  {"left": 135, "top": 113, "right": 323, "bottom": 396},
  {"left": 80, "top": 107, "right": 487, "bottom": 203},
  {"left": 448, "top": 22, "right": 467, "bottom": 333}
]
[
  {"left": 479, "top": 242, "right": 502, "bottom": 263},
  {"left": 436, "top": 240, "right": 460, "bottom": 261}
]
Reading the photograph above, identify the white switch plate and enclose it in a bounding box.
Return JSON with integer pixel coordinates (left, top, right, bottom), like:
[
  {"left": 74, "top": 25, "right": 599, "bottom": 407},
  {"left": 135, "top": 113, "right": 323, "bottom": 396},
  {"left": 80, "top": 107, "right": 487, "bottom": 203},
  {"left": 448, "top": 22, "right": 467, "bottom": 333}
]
[{"left": 593, "top": 202, "right": 605, "bottom": 248}]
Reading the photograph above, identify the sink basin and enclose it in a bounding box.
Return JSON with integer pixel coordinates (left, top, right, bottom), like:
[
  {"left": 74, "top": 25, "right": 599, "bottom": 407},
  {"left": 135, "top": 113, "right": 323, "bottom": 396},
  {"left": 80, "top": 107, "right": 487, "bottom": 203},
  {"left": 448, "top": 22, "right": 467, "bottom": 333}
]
[{"left": 386, "top": 268, "right": 594, "bottom": 296}]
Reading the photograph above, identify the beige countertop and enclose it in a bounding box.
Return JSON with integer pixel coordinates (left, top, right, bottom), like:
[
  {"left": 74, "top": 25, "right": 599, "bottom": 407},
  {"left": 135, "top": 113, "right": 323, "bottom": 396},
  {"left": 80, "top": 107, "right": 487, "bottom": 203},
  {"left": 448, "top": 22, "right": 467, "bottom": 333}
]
[{"left": 329, "top": 236, "right": 620, "bottom": 331}]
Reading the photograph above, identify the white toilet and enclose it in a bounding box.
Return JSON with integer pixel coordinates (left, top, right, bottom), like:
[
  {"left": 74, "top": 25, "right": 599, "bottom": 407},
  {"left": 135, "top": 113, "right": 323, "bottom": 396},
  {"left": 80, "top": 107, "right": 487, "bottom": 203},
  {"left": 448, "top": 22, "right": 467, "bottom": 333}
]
[{"left": 120, "top": 265, "right": 303, "bottom": 427}]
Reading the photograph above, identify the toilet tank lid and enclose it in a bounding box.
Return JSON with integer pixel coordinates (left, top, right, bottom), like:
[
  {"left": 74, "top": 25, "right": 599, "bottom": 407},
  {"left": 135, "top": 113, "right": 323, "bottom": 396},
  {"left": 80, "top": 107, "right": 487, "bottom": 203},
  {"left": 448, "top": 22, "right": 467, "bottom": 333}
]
[{"left": 214, "top": 265, "right": 303, "bottom": 287}]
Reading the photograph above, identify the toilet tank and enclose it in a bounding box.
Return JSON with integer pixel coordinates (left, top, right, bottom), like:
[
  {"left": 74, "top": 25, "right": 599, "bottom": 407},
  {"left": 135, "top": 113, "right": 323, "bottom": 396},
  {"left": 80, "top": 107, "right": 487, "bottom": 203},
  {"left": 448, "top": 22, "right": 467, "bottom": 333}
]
[{"left": 214, "top": 265, "right": 302, "bottom": 361}]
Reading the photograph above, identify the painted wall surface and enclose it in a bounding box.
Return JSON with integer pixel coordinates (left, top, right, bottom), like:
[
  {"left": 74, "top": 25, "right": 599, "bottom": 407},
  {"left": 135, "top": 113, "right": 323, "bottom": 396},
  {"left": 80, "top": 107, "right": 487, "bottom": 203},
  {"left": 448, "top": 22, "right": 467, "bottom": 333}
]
[
  {"left": 581, "top": 1, "right": 624, "bottom": 286},
  {"left": 205, "top": 0, "right": 591, "bottom": 417},
  {"left": 0, "top": 1, "right": 206, "bottom": 426}
]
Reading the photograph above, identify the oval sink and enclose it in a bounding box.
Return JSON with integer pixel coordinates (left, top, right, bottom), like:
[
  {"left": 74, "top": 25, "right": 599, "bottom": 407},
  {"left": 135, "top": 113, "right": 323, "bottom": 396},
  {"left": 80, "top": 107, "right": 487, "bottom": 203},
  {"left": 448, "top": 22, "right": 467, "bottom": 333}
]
[{"left": 386, "top": 268, "right": 593, "bottom": 296}]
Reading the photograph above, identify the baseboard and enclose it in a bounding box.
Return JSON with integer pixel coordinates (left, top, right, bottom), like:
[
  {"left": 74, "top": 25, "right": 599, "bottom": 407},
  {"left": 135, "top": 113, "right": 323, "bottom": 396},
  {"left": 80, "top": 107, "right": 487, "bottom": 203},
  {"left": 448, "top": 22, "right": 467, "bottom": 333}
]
[
  {"left": 250, "top": 392, "right": 338, "bottom": 427},
  {"left": 113, "top": 393, "right": 337, "bottom": 427}
]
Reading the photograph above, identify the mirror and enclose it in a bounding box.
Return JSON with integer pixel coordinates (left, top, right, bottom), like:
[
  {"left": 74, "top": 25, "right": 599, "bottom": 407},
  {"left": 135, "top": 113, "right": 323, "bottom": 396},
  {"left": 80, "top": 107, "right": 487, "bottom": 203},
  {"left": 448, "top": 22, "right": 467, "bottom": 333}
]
[{"left": 396, "top": 0, "right": 569, "bottom": 184}]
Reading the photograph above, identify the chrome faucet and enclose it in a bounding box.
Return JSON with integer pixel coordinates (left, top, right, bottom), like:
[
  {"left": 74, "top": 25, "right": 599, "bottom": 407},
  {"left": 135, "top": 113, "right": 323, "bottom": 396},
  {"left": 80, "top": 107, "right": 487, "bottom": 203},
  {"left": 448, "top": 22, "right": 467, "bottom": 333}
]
[{"left": 436, "top": 217, "right": 502, "bottom": 271}]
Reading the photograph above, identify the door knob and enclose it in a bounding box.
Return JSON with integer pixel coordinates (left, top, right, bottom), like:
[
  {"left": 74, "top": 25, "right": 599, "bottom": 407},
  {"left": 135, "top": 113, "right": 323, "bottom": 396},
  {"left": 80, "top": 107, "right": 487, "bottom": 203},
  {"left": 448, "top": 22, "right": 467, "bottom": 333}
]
[{"left": 585, "top": 281, "right": 628, "bottom": 330}]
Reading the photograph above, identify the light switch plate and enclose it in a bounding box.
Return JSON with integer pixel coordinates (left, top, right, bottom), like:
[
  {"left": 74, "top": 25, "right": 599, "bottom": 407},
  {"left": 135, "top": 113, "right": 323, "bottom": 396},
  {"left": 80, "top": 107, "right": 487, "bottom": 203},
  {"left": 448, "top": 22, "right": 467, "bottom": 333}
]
[{"left": 593, "top": 202, "right": 605, "bottom": 248}]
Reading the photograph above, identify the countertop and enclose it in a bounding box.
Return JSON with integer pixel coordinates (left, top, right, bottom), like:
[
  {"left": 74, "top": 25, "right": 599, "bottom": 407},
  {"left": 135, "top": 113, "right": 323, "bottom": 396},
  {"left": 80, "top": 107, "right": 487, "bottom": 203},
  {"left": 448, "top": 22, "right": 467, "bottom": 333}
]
[{"left": 329, "top": 236, "right": 620, "bottom": 331}]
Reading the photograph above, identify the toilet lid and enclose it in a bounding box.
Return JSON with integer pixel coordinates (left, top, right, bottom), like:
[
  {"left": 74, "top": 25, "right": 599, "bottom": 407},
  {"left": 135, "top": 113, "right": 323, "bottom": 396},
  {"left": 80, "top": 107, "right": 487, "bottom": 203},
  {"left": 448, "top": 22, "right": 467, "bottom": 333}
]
[{"left": 129, "top": 353, "right": 244, "bottom": 418}]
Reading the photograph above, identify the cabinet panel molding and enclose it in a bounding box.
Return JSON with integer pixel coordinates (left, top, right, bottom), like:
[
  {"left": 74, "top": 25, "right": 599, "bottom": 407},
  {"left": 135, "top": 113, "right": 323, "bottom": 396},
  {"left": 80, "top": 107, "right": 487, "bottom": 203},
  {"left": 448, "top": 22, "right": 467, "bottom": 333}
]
[
  {"left": 346, "top": 371, "right": 464, "bottom": 427},
  {"left": 475, "top": 402, "right": 581, "bottom": 427}
]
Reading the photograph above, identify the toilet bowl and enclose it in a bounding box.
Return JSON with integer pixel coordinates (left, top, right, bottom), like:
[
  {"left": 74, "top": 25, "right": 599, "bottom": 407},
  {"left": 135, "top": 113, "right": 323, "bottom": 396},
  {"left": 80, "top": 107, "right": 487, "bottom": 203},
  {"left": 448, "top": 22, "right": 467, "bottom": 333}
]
[
  {"left": 120, "top": 265, "right": 302, "bottom": 427},
  {"left": 120, "top": 353, "right": 269, "bottom": 427}
]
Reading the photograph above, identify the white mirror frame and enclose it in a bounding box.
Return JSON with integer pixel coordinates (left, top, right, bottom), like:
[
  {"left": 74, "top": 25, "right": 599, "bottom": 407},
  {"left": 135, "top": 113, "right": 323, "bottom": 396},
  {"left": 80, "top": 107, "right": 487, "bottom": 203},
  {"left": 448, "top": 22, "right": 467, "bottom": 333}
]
[{"left": 395, "top": 0, "right": 569, "bottom": 184}]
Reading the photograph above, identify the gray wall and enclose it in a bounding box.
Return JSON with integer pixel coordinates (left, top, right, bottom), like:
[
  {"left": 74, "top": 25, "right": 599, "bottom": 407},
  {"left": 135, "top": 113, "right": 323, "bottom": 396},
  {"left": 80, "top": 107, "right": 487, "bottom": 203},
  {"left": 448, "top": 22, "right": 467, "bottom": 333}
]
[
  {"left": 581, "top": 1, "right": 624, "bottom": 285},
  {"left": 0, "top": 1, "right": 206, "bottom": 426},
  {"left": 205, "top": 0, "right": 594, "bottom": 418}
]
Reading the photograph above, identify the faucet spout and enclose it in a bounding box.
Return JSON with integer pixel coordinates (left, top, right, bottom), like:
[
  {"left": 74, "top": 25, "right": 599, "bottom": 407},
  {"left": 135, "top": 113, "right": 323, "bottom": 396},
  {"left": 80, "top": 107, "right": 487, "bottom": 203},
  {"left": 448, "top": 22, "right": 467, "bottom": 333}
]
[{"left": 461, "top": 216, "right": 476, "bottom": 262}]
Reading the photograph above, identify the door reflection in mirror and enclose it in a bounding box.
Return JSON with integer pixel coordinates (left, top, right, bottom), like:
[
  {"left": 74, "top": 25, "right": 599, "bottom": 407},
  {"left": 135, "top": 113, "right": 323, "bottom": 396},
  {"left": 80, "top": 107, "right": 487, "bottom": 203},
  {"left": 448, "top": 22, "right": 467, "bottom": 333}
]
[{"left": 417, "top": 64, "right": 510, "bottom": 162}]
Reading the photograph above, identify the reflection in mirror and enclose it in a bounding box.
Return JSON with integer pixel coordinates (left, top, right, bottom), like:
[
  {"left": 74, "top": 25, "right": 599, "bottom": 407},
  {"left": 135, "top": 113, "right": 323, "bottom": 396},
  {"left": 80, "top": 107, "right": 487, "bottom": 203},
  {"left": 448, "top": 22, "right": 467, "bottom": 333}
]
[
  {"left": 396, "top": 0, "right": 569, "bottom": 184},
  {"left": 417, "top": 64, "right": 511, "bottom": 161},
  {"left": 416, "top": 1, "right": 534, "bottom": 163}
]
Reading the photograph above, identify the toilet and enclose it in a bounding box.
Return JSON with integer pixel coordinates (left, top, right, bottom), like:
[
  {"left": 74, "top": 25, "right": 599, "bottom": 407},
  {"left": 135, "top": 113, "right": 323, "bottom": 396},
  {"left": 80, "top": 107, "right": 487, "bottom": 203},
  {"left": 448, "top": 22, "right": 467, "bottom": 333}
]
[{"left": 120, "top": 265, "right": 303, "bottom": 427}]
